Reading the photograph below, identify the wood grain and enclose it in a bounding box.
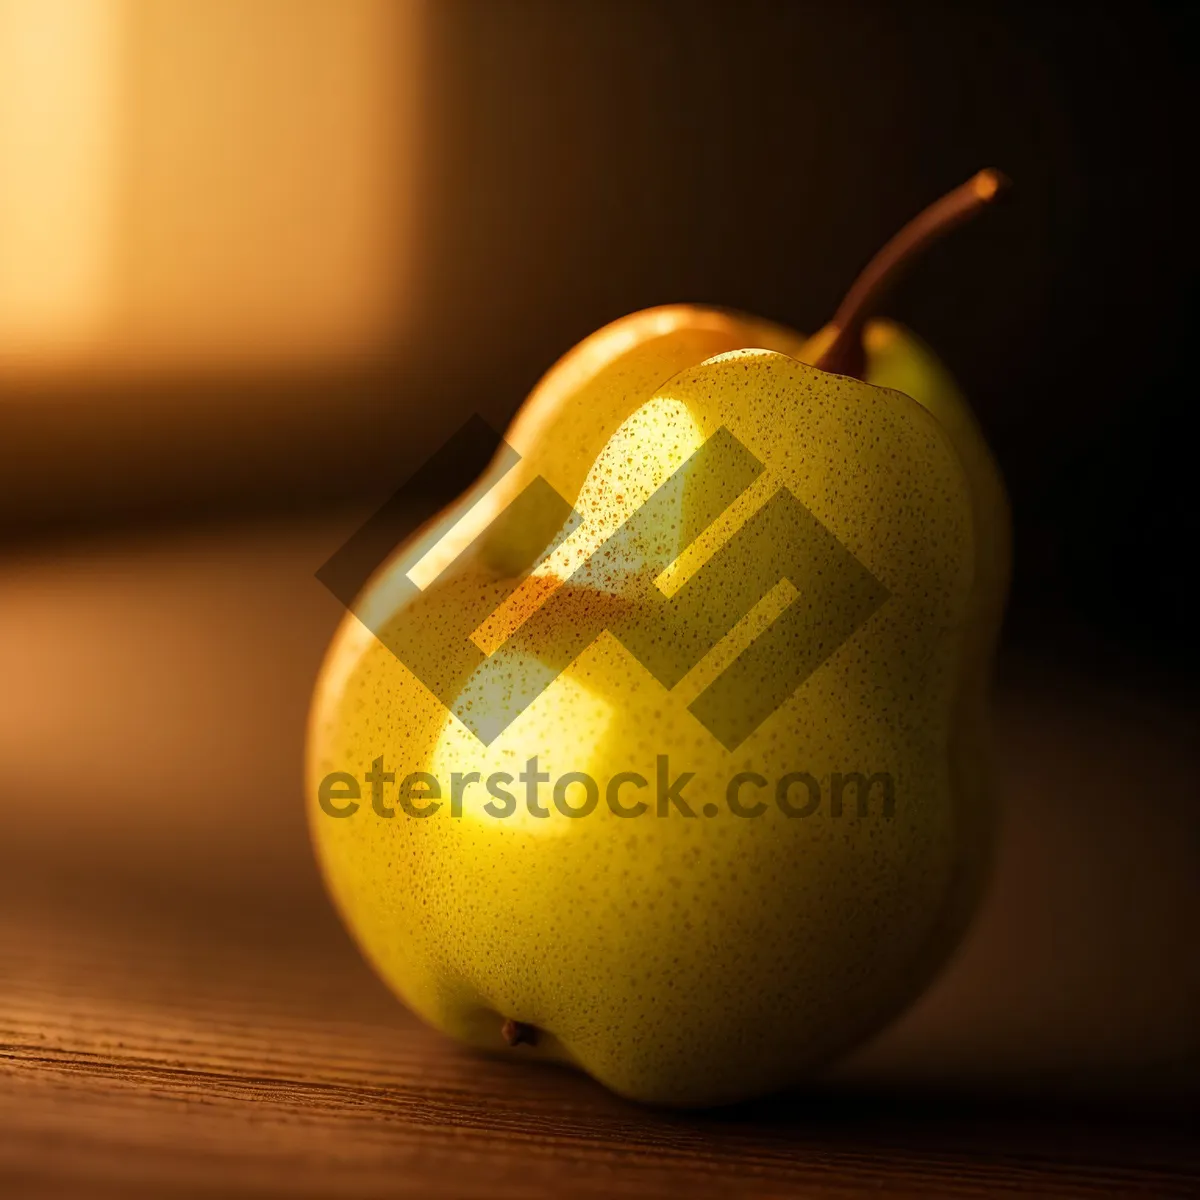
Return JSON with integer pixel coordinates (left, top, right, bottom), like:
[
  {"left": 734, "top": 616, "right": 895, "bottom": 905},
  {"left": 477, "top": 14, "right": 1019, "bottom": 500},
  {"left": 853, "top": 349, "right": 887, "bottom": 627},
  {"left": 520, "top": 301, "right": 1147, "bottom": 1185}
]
[{"left": 2, "top": 871, "right": 1197, "bottom": 1199}]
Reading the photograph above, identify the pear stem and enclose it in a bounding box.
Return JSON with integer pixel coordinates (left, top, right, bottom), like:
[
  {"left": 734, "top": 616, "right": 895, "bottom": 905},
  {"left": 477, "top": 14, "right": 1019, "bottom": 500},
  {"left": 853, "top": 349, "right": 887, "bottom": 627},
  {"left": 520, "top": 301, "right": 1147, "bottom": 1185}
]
[
  {"left": 501, "top": 1019, "right": 539, "bottom": 1048},
  {"left": 813, "top": 168, "right": 1010, "bottom": 379}
]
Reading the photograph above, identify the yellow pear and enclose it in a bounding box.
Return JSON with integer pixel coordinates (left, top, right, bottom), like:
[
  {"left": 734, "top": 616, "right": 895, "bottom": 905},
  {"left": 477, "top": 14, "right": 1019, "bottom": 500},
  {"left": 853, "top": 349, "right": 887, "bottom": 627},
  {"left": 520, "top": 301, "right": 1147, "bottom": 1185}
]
[{"left": 307, "top": 172, "right": 1011, "bottom": 1106}]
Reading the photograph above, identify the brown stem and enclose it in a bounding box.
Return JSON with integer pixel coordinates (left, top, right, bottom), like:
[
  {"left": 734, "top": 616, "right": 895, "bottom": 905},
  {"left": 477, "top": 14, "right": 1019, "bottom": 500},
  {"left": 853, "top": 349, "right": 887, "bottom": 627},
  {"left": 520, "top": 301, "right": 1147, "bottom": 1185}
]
[
  {"left": 813, "top": 168, "right": 1010, "bottom": 379},
  {"left": 501, "top": 1019, "right": 539, "bottom": 1047}
]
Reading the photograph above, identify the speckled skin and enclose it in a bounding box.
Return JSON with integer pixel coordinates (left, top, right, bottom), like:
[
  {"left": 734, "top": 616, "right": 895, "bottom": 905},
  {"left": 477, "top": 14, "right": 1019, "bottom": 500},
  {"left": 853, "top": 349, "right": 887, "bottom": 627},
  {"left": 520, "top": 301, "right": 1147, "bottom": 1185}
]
[{"left": 306, "top": 307, "right": 1010, "bottom": 1107}]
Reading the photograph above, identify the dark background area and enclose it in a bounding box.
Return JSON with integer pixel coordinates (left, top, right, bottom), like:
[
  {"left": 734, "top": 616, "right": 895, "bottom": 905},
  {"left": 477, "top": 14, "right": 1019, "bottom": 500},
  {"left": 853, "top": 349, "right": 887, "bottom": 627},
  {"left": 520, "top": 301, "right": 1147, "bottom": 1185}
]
[{"left": 417, "top": 0, "right": 1198, "bottom": 677}]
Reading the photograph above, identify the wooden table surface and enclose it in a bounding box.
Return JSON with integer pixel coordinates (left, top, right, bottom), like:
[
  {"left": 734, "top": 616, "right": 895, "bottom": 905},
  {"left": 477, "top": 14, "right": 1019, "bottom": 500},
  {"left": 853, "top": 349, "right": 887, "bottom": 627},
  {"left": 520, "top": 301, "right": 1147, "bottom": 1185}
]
[{"left": 1, "top": 519, "right": 1197, "bottom": 1197}]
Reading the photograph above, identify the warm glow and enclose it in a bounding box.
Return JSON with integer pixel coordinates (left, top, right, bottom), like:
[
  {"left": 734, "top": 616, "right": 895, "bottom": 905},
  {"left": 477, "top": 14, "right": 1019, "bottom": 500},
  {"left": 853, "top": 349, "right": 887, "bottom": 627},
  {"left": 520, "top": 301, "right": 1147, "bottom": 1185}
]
[
  {"left": 428, "top": 669, "right": 616, "bottom": 836},
  {"left": 0, "top": 0, "right": 123, "bottom": 356},
  {"left": 0, "top": 0, "right": 417, "bottom": 373}
]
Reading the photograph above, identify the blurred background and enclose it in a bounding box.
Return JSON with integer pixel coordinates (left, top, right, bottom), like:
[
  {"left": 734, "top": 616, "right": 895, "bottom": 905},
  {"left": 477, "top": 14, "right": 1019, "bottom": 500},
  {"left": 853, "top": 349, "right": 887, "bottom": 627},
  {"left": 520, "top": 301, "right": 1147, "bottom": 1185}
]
[{"left": 1, "top": 0, "right": 1197, "bottom": 1128}]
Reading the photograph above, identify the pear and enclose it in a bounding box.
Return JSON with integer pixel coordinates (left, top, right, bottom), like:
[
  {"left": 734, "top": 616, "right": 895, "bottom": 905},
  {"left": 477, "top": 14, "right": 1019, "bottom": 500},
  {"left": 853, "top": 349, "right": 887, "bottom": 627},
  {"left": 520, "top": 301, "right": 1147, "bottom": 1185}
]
[{"left": 307, "top": 172, "right": 1011, "bottom": 1106}]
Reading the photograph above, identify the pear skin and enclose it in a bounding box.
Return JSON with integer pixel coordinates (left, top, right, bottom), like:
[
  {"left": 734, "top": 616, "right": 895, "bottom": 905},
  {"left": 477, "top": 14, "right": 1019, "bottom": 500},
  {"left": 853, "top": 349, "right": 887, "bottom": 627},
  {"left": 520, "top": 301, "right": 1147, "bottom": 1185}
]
[{"left": 308, "top": 345, "right": 1005, "bottom": 1106}]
